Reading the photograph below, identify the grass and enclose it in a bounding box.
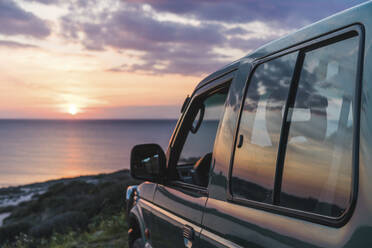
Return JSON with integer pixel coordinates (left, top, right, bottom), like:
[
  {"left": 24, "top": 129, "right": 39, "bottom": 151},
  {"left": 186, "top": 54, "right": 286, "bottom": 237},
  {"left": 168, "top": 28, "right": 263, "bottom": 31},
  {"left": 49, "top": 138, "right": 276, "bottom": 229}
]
[{"left": 5, "top": 211, "right": 129, "bottom": 248}]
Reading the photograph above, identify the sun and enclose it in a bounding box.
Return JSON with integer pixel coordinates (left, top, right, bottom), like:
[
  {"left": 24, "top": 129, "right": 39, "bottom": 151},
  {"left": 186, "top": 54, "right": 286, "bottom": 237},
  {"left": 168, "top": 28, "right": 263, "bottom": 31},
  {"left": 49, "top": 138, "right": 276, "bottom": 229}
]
[{"left": 68, "top": 104, "right": 78, "bottom": 115}]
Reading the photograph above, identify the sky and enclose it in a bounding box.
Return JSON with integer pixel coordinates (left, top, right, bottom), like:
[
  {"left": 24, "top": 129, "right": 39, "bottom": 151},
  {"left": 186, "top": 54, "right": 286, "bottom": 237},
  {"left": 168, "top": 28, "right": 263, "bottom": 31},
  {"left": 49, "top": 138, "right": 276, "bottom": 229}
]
[{"left": 0, "top": 0, "right": 368, "bottom": 119}]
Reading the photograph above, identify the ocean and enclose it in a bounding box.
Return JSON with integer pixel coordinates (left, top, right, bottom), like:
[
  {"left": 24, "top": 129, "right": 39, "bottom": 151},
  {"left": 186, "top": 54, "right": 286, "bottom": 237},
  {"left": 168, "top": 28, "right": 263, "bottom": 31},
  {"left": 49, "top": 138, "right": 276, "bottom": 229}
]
[{"left": 0, "top": 119, "right": 177, "bottom": 187}]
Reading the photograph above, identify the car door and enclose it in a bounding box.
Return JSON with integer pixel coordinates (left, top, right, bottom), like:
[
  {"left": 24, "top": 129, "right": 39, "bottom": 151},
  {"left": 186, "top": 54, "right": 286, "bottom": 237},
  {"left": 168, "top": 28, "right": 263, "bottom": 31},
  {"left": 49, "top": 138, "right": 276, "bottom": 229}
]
[
  {"left": 149, "top": 72, "right": 236, "bottom": 248},
  {"left": 200, "top": 27, "right": 362, "bottom": 248}
]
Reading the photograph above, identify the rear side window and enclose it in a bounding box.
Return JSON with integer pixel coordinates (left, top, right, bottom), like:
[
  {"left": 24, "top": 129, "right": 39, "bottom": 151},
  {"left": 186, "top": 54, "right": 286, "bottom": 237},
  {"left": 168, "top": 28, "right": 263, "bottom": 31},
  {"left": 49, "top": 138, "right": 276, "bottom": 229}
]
[
  {"left": 231, "top": 52, "right": 298, "bottom": 203},
  {"left": 280, "top": 36, "right": 359, "bottom": 217},
  {"left": 230, "top": 30, "right": 360, "bottom": 220}
]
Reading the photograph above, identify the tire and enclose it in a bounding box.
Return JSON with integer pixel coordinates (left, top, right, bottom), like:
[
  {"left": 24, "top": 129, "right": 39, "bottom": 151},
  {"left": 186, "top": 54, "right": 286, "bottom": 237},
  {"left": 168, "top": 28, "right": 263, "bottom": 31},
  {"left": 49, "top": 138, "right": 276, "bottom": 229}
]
[
  {"left": 132, "top": 238, "right": 145, "bottom": 248},
  {"left": 126, "top": 196, "right": 134, "bottom": 217}
]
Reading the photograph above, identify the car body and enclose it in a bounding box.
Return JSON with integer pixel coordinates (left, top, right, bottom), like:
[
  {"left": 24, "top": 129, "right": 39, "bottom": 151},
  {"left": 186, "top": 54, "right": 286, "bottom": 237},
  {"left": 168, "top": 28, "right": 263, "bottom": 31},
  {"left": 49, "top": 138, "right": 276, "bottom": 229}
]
[{"left": 126, "top": 2, "right": 372, "bottom": 248}]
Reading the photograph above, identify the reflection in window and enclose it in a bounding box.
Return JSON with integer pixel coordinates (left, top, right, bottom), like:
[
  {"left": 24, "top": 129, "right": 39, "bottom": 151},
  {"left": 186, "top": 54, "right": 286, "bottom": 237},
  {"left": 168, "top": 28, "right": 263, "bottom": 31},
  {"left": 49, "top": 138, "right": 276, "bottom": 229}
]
[
  {"left": 231, "top": 52, "right": 298, "bottom": 203},
  {"left": 177, "top": 90, "right": 228, "bottom": 186},
  {"left": 179, "top": 92, "right": 228, "bottom": 165},
  {"left": 280, "top": 36, "right": 359, "bottom": 217}
]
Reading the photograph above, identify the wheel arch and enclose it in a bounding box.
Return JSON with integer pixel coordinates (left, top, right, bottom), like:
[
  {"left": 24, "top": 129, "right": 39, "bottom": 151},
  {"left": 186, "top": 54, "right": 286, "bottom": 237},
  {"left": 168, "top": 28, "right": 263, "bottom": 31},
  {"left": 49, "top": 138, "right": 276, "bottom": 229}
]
[
  {"left": 128, "top": 213, "right": 142, "bottom": 247},
  {"left": 128, "top": 202, "right": 147, "bottom": 248}
]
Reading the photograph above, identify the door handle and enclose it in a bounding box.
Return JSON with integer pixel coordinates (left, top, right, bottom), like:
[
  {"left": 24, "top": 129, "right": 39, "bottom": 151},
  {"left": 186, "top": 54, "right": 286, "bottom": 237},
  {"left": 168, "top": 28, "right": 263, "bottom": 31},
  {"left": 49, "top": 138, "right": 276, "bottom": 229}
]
[
  {"left": 183, "top": 225, "right": 194, "bottom": 248},
  {"left": 237, "top": 134, "right": 244, "bottom": 148}
]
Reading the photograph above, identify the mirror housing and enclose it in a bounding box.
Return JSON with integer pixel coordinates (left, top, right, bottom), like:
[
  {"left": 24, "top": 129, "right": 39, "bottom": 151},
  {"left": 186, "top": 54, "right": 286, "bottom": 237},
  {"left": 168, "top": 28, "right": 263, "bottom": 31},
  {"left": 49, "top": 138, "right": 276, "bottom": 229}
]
[{"left": 130, "top": 143, "right": 166, "bottom": 182}]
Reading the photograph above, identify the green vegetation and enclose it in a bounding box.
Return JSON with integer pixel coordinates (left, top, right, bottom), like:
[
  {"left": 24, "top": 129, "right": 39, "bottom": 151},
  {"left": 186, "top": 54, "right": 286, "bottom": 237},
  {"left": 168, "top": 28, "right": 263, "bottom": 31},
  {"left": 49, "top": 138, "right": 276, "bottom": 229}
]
[
  {"left": 0, "top": 170, "right": 138, "bottom": 248},
  {"left": 5, "top": 212, "right": 129, "bottom": 248}
]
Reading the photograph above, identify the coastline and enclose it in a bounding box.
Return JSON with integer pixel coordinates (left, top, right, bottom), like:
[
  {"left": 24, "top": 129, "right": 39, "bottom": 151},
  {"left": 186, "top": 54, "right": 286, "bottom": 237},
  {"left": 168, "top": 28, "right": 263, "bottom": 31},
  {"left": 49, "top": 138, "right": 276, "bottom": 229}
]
[
  {"left": 0, "top": 172, "right": 117, "bottom": 208},
  {"left": 0, "top": 169, "right": 138, "bottom": 247}
]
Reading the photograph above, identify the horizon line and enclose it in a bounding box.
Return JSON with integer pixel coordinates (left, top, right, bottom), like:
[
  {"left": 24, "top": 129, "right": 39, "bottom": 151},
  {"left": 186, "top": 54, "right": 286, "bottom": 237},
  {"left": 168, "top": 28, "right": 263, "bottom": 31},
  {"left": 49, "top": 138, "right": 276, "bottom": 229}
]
[{"left": 0, "top": 118, "right": 179, "bottom": 121}]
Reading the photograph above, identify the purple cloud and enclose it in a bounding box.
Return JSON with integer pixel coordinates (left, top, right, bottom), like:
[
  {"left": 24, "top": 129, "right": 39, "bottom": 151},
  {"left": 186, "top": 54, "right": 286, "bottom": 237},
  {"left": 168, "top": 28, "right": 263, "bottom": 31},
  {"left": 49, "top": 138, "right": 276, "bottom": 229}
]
[
  {"left": 0, "top": 0, "right": 50, "bottom": 38},
  {"left": 59, "top": 0, "right": 368, "bottom": 75},
  {"left": 61, "top": 5, "right": 232, "bottom": 75},
  {"left": 0, "top": 40, "right": 38, "bottom": 49},
  {"left": 127, "top": 0, "right": 367, "bottom": 27},
  {"left": 27, "top": 0, "right": 93, "bottom": 7},
  {"left": 26, "top": 0, "right": 59, "bottom": 4}
]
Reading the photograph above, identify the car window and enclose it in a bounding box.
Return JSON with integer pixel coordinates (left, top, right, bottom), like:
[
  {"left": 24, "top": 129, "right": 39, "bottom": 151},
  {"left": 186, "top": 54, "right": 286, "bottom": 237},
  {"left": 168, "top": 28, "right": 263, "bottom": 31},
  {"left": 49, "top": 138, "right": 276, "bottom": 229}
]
[
  {"left": 231, "top": 52, "right": 298, "bottom": 203},
  {"left": 280, "top": 36, "right": 359, "bottom": 217},
  {"left": 176, "top": 88, "right": 228, "bottom": 187}
]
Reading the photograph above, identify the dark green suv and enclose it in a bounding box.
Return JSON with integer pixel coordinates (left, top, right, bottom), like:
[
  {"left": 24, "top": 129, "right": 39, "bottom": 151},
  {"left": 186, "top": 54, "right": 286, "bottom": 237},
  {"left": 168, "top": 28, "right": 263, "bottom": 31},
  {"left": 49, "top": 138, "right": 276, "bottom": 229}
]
[{"left": 126, "top": 2, "right": 372, "bottom": 247}]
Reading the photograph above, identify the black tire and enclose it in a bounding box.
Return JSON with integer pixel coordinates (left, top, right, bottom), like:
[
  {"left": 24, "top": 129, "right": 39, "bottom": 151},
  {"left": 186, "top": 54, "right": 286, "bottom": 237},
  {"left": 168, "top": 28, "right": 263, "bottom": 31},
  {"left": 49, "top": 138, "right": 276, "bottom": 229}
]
[
  {"left": 132, "top": 238, "right": 145, "bottom": 248},
  {"left": 126, "top": 196, "right": 134, "bottom": 217}
]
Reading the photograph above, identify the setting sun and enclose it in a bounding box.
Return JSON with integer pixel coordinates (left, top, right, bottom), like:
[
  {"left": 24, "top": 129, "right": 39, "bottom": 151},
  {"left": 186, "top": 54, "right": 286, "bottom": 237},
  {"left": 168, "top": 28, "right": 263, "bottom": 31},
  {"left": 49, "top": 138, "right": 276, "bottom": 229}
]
[{"left": 68, "top": 104, "right": 78, "bottom": 115}]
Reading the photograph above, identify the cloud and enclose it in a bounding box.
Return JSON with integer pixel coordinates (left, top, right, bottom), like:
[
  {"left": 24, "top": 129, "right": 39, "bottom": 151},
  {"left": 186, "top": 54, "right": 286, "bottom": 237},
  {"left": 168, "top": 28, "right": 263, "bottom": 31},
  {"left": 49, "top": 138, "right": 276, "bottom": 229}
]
[
  {"left": 26, "top": 0, "right": 61, "bottom": 4},
  {"left": 128, "top": 0, "right": 367, "bottom": 27},
  {"left": 61, "top": 4, "right": 233, "bottom": 75},
  {"left": 58, "top": 0, "right": 367, "bottom": 75},
  {"left": 107, "top": 46, "right": 229, "bottom": 75},
  {"left": 0, "top": 40, "right": 38, "bottom": 49},
  {"left": 27, "top": 0, "right": 93, "bottom": 7},
  {"left": 0, "top": 0, "right": 51, "bottom": 38},
  {"left": 228, "top": 36, "right": 276, "bottom": 51},
  {"left": 66, "top": 7, "right": 227, "bottom": 51}
]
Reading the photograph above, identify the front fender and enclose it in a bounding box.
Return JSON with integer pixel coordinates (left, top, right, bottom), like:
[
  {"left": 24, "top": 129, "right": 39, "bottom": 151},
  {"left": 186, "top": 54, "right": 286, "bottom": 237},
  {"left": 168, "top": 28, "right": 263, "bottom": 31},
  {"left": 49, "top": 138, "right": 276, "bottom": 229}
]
[
  {"left": 126, "top": 185, "right": 152, "bottom": 247},
  {"left": 126, "top": 183, "right": 158, "bottom": 247},
  {"left": 129, "top": 197, "right": 154, "bottom": 247}
]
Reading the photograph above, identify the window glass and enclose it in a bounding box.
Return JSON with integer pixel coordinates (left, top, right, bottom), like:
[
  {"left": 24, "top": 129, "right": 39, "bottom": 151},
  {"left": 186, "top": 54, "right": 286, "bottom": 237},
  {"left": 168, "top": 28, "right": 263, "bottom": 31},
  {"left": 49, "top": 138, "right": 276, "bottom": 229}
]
[
  {"left": 280, "top": 36, "right": 359, "bottom": 217},
  {"left": 231, "top": 52, "right": 298, "bottom": 203},
  {"left": 177, "top": 89, "right": 228, "bottom": 186}
]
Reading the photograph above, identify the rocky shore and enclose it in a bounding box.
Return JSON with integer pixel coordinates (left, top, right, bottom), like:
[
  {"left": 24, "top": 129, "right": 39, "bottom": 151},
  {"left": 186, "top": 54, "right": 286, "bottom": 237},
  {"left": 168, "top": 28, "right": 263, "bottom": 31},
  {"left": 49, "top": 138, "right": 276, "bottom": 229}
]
[{"left": 0, "top": 170, "right": 138, "bottom": 247}]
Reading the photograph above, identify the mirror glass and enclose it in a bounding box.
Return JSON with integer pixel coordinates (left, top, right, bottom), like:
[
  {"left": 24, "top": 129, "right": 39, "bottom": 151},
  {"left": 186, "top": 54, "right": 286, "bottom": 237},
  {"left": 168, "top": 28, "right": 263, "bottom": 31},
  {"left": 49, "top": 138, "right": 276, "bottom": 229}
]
[{"left": 130, "top": 144, "right": 165, "bottom": 181}]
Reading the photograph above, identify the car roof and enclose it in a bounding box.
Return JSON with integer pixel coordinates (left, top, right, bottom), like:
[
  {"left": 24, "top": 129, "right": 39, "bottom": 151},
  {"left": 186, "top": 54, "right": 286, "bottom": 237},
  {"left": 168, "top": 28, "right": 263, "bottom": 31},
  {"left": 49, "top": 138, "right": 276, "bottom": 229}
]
[{"left": 196, "top": 0, "right": 372, "bottom": 90}]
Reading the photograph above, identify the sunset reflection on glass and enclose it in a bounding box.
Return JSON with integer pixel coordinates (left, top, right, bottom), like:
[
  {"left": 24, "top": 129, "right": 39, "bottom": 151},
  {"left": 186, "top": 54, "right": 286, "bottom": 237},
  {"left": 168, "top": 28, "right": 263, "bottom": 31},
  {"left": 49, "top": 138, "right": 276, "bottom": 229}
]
[
  {"left": 230, "top": 35, "right": 359, "bottom": 218},
  {"left": 280, "top": 36, "right": 359, "bottom": 217},
  {"left": 231, "top": 52, "right": 298, "bottom": 203}
]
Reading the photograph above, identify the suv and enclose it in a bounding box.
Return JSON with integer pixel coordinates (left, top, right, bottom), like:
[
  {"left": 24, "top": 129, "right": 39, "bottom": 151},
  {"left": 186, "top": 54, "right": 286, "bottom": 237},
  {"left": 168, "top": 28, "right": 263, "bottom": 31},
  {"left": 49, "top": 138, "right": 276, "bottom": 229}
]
[{"left": 126, "top": 2, "right": 372, "bottom": 248}]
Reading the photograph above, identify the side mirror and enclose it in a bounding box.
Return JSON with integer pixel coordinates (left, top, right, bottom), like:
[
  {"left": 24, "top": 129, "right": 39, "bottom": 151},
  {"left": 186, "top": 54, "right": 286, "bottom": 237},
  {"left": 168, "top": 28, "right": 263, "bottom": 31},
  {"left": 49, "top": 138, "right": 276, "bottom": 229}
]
[{"left": 130, "top": 144, "right": 166, "bottom": 182}]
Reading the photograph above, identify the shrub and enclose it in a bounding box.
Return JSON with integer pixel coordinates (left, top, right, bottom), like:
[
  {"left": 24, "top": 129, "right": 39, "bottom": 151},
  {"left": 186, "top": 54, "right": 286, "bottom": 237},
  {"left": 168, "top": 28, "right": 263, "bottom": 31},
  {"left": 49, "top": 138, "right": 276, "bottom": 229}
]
[
  {"left": 30, "top": 211, "right": 88, "bottom": 238},
  {"left": 0, "top": 222, "right": 31, "bottom": 244}
]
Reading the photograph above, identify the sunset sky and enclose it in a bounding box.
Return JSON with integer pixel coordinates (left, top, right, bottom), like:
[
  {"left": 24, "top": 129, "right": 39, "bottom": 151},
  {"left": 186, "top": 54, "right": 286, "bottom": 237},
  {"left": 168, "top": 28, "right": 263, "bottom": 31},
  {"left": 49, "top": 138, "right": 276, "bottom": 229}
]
[{"left": 0, "top": 0, "right": 367, "bottom": 119}]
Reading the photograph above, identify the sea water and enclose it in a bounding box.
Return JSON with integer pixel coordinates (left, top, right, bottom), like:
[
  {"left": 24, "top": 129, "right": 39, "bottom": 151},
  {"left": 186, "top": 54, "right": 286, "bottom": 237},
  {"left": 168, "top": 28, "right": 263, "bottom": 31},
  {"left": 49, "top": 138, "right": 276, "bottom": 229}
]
[{"left": 0, "top": 119, "right": 177, "bottom": 187}]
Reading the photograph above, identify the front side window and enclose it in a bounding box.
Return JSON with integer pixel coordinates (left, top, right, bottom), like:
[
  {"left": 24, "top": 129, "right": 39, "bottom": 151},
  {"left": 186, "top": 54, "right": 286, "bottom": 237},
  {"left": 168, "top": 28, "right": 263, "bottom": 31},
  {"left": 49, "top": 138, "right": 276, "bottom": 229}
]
[
  {"left": 176, "top": 88, "right": 228, "bottom": 187},
  {"left": 231, "top": 52, "right": 298, "bottom": 203},
  {"left": 280, "top": 35, "right": 359, "bottom": 217}
]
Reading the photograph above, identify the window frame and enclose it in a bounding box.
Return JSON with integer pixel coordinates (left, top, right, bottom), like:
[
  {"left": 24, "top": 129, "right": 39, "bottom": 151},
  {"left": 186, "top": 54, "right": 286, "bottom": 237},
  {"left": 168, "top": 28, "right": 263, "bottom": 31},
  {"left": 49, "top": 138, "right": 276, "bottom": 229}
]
[
  {"left": 166, "top": 71, "right": 236, "bottom": 195},
  {"left": 227, "top": 24, "right": 364, "bottom": 227}
]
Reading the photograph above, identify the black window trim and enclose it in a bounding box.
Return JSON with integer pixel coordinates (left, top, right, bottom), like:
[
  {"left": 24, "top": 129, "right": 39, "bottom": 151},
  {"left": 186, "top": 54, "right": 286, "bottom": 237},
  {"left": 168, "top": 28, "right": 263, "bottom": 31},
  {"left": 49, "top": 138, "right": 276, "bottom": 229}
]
[
  {"left": 165, "top": 70, "right": 236, "bottom": 195},
  {"left": 226, "top": 24, "right": 364, "bottom": 227}
]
